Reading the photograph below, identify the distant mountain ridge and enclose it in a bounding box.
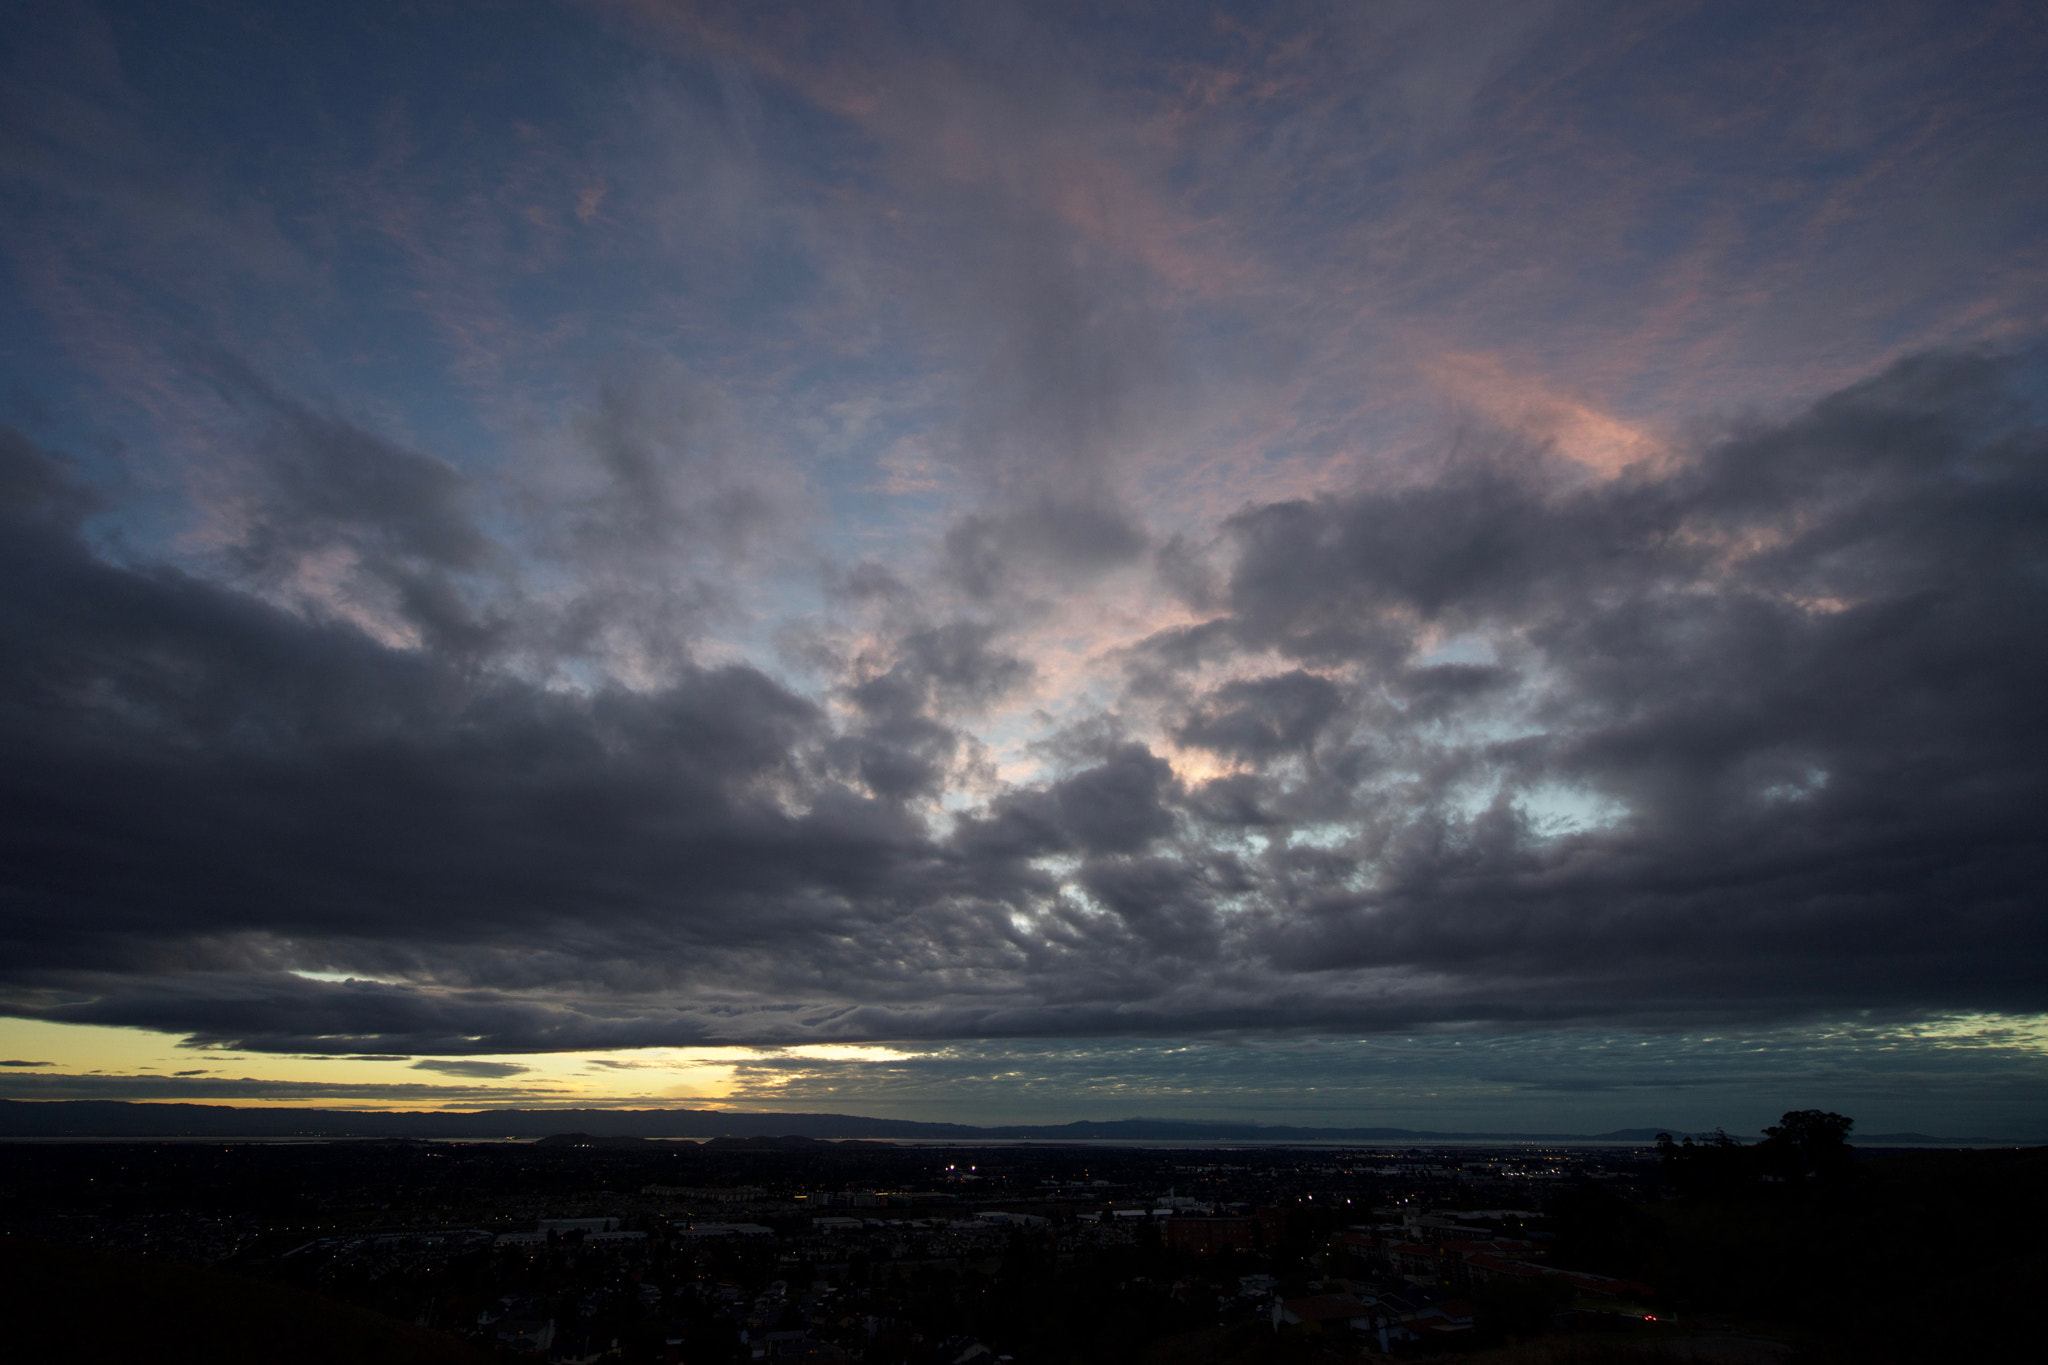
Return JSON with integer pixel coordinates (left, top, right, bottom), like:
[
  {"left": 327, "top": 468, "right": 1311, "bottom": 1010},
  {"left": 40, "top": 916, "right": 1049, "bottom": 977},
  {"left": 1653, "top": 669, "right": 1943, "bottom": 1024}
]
[
  {"left": 0, "top": 1099, "right": 2018, "bottom": 1144},
  {"left": 0, "top": 1099, "right": 1740, "bottom": 1142}
]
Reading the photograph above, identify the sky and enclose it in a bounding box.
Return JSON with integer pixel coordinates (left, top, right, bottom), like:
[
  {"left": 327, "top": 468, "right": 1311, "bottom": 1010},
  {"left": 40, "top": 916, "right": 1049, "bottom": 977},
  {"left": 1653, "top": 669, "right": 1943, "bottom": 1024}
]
[{"left": 1, "top": 0, "right": 2045, "bottom": 1138}]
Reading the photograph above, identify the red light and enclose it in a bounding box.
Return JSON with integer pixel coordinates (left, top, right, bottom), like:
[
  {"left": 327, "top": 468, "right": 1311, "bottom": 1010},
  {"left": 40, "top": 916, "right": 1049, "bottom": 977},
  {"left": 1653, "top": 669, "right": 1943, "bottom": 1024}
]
[{"left": 1644, "top": 1315, "right": 1656, "bottom": 1322}]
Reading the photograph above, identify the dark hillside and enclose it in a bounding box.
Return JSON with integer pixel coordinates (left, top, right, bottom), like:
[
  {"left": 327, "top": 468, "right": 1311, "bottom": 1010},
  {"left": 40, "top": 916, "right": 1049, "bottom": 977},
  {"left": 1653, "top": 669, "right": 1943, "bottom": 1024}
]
[
  {"left": 1547, "top": 1145, "right": 2048, "bottom": 1362},
  {"left": 0, "top": 1236, "right": 489, "bottom": 1365}
]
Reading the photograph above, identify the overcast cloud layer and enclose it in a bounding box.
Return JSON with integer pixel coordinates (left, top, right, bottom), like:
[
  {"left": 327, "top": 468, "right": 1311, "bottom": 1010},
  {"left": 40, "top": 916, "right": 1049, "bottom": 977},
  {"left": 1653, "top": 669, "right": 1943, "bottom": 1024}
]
[{"left": 1, "top": 2, "right": 2045, "bottom": 1124}]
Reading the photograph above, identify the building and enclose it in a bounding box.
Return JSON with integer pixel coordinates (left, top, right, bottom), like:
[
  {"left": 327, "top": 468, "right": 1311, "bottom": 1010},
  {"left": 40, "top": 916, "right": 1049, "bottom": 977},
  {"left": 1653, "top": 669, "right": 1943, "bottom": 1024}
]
[{"left": 1163, "top": 1216, "right": 1262, "bottom": 1254}]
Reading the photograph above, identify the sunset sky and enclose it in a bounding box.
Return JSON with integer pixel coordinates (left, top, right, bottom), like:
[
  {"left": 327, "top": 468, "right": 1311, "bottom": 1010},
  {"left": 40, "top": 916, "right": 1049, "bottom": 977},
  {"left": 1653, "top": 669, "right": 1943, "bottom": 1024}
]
[{"left": 2, "top": 0, "right": 2045, "bottom": 1137}]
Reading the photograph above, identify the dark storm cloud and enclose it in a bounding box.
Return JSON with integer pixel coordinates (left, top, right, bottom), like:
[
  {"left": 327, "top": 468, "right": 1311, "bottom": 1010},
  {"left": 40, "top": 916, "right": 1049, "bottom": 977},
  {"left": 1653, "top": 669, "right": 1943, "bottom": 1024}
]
[
  {"left": 1174, "top": 670, "right": 1345, "bottom": 762},
  {"left": 1047, "top": 744, "right": 1178, "bottom": 857},
  {"left": 0, "top": 1071, "right": 565, "bottom": 1103},
  {"left": 202, "top": 363, "right": 505, "bottom": 656},
  {"left": 1076, "top": 856, "right": 1224, "bottom": 961},
  {"left": 1171, "top": 348, "right": 2048, "bottom": 1015},
  {"left": 875, "top": 622, "right": 1034, "bottom": 714},
  {"left": 0, "top": 347, "right": 2045, "bottom": 1052},
  {"left": 1152, "top": 533, "right": 1221, "bottom": 613},
  {"left": 232, "top": 382, "right": 488, "bottom": 576},
  {"left": 830, "top": 621, "right": 1031, "bottom": 800},
  {"left": 951, "top": 742, "right": 1177, "bottom": 864},
  {"left": 0, "top": 425, "right": 935, "bottom": 1044},
  {"left": 39, "top": 973, "right": 705, "bottom": 1057},
  {"left": 410, "top": 1058, "right": 530, "bottom": 1079}
]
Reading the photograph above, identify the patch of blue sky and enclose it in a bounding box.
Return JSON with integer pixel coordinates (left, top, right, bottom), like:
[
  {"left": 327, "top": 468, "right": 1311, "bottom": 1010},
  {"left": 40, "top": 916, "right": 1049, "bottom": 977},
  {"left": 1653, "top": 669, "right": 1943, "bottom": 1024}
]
[
  {"left": 1030, "top": 855, "right": 1085, "bottom": 882},
  {"left": 1413, "top": 633, "right": 1499, "bottom": 668},
  {"left": 1515, "top": 781, "right": 1629, "bottom": 837},
  {"left": 1286, "top": 821, "right": 1356, "bottom": 851},
  {"left": 1758, "top": 767, "right": 1828, "bottom": 805}
]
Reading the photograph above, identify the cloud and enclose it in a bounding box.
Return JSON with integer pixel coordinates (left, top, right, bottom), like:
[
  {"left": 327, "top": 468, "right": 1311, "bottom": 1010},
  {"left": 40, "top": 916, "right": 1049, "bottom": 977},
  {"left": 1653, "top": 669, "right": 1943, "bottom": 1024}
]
[
  {"left": 0, "top": 1072, "right": 567, "bottom": 1103},
  {"left": 2, "top": 0, "right": 2047, "bottom": 1096},
  {"left": 1048, "top": 743, "right": 1179, "bottom": 856},
  {"left": 0, "top": 346, "right": 2045, "bottom": 1054},
  {"left": 190, "top": 358, "right": 500, "bottom": 654},
  {"left": 234, "top": 380, "right": 488, "bottom": 578},
  {"left": 1175, "top": 670, "right": 1345, "bottom": 763},
  {"left": 825, "top": 621, "right": 1032, "bottom": 801},
  {"left": 953, "top": 742, "right": 1178, "bottom": 863},
  {"left": 410, "top": 1058, "right": 532, "bottom": 1079},
  {"left": 942, "top": 501, "right": 1150, "bottom": 601}
]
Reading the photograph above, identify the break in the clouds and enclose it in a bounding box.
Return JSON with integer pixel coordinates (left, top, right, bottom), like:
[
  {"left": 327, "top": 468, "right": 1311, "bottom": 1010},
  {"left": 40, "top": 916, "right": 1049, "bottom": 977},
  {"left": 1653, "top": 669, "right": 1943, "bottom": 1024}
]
[{"left": 1, "top": 1, "right": 2045, "bottom": 1125}]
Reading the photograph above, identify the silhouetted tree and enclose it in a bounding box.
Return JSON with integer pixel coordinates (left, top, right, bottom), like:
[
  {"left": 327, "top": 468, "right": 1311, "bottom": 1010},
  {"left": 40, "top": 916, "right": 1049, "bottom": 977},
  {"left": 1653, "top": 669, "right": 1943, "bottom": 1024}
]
[
  {"left": 1656, "top": 1129, "right": 1750, "bottom": 1196},
  {"left": 1658, "top": 1112, "right": 1856, "bottom": 1194},
  {"left": 1759, "top": 1109, "right": 1854, "bottom": 1182}
]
